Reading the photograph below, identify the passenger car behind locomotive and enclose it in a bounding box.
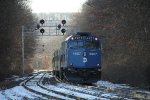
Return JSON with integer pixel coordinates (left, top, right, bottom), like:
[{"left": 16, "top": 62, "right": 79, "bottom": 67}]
[{"left": 52, "top": 32, "right": 102, "bottom": 83}]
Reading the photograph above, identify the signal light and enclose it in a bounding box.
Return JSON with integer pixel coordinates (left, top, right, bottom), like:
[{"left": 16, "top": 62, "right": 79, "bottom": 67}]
[
  {"left": 57, "top": 24, "right": 61, "bottom": 30},
  {"left": 40, "top": 28, "right": 45, "bottom": 34},
  {"left": 40, "top": 19, "right": 45, "bottom": 25},
  {"left": 61, "top": 20, "right": 66, "bottom": 26},
  {"left": 61, "top": 29, "right": 66, "bottom": 35}
]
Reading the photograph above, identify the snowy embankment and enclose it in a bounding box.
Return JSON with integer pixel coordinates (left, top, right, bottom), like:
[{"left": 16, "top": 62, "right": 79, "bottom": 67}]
[{"left": 96, "top": 81, "right": 130, "bottom": 89}]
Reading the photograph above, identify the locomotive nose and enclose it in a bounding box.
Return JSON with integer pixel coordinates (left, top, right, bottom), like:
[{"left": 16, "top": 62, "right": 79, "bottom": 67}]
[
  {"left": 68, "top": 49, "right": 101, "bottom": 68},
  {"left": 83, "top": 51, "right": 87, "bottom": 57}
]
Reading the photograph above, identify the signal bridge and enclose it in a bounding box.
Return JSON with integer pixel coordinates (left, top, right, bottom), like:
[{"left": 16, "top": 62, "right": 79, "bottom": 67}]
[
  {"left": 21, "top": 19, "right": 67, "bottom": 74},
  {"left": 23, "top": 19, "right": 68, "bottom": 36}
]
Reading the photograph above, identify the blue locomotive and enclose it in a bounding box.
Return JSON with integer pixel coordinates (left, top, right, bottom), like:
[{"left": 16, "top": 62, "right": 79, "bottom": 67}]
[{"left": 52, "top": 32, "right": 102, "bottom": 83}]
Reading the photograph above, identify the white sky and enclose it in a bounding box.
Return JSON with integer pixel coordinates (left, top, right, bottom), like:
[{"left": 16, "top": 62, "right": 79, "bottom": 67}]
[{"left": 31, "top": 0, "right": 87, "bottom": 13}]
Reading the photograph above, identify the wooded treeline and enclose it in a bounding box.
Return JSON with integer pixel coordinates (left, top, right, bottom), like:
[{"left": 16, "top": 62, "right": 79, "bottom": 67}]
[
  {"left": 72, "top": 0, "right": 150, "bottom": 89},
  {"left": 0, "top": 0, "right": 36, "bottom": 80}
]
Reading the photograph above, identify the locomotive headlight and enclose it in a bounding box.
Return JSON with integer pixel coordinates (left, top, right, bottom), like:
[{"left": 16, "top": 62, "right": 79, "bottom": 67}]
[
  {"left": 98, "top": 68, "right": 101, "bottom": 71},
  {"left": 70, "top": 63, "right": 73, "bottom": 66},
  {"left": 71, "top": 37, "right": 74, "bottom": 40},
  {"left": 95, "top": 38, "right": 98, "bottom": 41},
  {"left": 97, "top": 64, "right": 100, "bottom": 66}
]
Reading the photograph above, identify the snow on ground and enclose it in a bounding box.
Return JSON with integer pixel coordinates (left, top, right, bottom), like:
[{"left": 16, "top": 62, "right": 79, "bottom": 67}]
[
  {"left": 29, "top": 85, "right": 75, "bottom": 100},
  {"left": 44, "top": 84, "right": 100, "bottom": 100},
  {"left": 14, "top": 77, "right": 27, "bottom": 81},
  {"left": 56, "top": 82, "right": 122, "bottom": 99},
  {"left": 5, "top": 75, "right": 24, "bottom": 82},
  {"left": 0, "top": 74, "right": 149, "bottom": 100},
  {"left": 0, "top": 86, "right": 46, "bottom": 100},
  {"left": 96, "top": 81, "right": 131, "bottom": 89}
]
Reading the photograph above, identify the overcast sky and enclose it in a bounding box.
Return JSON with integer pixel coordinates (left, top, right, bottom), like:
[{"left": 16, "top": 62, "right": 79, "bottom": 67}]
[{"left": 31, "top": 0, "right": 87, "bottom": 13}]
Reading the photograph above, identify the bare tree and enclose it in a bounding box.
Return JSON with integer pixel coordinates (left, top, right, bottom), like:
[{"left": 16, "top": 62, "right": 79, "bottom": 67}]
[{"left": 0, "top": 0, "right": 36, "bottom": 79}]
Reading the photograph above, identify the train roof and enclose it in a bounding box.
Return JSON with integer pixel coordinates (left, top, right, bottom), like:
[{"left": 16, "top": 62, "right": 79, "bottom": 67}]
[
  {"left": 76, "top": 32, "right": 91, "bottom": 36},
  {"left": 65, "top": 32, "right": 98, "bottom": 41}
]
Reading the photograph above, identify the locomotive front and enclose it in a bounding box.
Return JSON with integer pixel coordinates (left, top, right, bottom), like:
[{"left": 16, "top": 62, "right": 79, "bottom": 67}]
[{"left": 65, "top": 32, "right": 102, "bottom": 83}]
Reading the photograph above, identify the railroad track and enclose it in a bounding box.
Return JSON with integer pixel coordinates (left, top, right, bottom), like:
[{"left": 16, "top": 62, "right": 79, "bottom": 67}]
[
  {"left": 38, "top": 73, "right": 101, "bottom": 100},
  {"left": 21, "top": 72, "right": 76, "bottom": 100},
  {"left": 20, "top": 71, "right": 150, "bottom": 100},
  {"left": 44, "top": 73, "right": 150, "bottom": 100},
  {"left": 42, "top": 73, "right": 130, "bottom": 100},
  {"left": 21, "top": 72, "right": 101, "bottom": 100}
]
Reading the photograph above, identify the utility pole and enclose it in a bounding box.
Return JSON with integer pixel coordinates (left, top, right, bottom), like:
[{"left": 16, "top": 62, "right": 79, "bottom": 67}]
[
  {"left": 22, "top": 26, "right": 25, "bottom": 74},
  {"left": 56, "top": 23, "right": 57, "bottom": 35}
]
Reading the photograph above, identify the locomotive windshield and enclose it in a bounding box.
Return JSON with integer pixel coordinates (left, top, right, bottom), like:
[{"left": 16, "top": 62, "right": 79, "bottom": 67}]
[
  {"left": 68, "top": 41, "right": 84, "bottom": 48},
  {"left": 85, "top": 41, "right": 100, "bottom": 48},
  {"left": 68, "top": 40, "right": 100, "bottom": 49}
]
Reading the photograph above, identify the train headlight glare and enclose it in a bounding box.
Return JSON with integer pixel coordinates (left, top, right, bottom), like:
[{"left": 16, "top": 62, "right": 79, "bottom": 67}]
[
  {"left": 95, "top": 38, "right": 98, "bottom": 41},
  {"left": 98, "top": 69, "right": 101, "bottom": 71},
  {"left": 97, "top": 64, "right": 100, "bottom": 66},
  {"left": 68, "top": 68, "right": 71, "bottom": 71}
]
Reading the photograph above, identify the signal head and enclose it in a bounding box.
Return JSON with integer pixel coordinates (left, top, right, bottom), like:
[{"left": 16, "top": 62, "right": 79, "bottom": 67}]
[
  {"left": 61, "top": 29, "right": 66, "bottom": 35},
  {"left": 40, "top": 28, "right": 45, "bottom": 34},
  {"left": 57, "top": 24, "right": 61, "bottom": 30},
  {"left": 40, "top": 19, "right": 45, "bottom": 25},
  {"left": 61, "top": 20, "right": 66, "bottom": 26}
]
